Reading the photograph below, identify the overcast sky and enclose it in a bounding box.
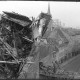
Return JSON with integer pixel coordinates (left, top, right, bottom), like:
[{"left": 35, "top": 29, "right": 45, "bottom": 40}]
[{"left": 0, "top": 1, "right": 80, "bottom": 28}]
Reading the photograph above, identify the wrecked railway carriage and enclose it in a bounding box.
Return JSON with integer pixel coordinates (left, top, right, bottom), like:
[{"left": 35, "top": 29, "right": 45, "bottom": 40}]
[{"left": 0, "top": 11, "right": 34, "bottom": 78}]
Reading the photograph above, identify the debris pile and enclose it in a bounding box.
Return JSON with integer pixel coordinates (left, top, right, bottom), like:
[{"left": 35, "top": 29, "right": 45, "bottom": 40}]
[
  {"left": 0, "top": 5, "right": 80, "bottom": 79},
  {"left": 0, "top": 11, "right": 33, "bottom": 78}
]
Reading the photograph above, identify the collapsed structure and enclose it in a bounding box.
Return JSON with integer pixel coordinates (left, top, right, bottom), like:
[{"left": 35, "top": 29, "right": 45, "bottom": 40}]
[
  {"left": 0, "top": 4, "right": 80, "bottom": 79},
  {"left": 0, "top": 11, "right": 33, "bottom": 78}
]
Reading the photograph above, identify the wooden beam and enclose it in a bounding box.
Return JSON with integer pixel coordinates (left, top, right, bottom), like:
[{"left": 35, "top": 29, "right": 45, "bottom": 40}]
[{"left": 0, "top": 60, "right": 34, "bottom": 64}]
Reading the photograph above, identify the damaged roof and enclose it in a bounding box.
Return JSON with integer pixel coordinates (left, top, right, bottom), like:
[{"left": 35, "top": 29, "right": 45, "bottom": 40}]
[
  {"left": 3, "top": 11, "right": 31, "bottom": 22},
  {"left": 3, "top": 11, "right": 32, "bottom": 27}
]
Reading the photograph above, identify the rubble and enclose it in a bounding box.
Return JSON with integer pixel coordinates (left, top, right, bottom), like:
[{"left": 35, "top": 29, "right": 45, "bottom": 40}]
[
  {"left": 0, "top": 4, "right": 80, "bottom": 79},
  {"left": 0, "top": 7, "right": 70, "bottom": 79},
  {"left": 0, "top": 11, "right": 34, "bottom": 79}
]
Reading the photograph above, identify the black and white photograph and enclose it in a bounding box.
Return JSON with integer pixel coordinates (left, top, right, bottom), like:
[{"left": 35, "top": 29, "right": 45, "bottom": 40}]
[{"left": 0, "top": 1, "right": 80, "bottom": 79}]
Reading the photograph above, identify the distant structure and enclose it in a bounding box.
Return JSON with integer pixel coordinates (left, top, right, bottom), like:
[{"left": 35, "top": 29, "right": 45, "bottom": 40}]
[{"left": 47, "top": 3, "right": 52, "bottom": 17}]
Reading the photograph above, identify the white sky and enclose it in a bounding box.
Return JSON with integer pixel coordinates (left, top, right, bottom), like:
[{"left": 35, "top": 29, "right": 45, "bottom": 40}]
[{"left": 0, "top": 1, "right": 80, "bottom": 28}]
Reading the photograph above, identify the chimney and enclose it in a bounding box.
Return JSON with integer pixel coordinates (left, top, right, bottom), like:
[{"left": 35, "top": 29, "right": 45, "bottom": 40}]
[{"left": 47, "top": 3, "right": 51, "bottom": 16}]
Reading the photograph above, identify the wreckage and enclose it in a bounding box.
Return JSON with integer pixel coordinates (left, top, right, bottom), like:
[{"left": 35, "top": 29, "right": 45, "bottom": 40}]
[
  {"left": 0, "top": 5, "right": 60, "bottom": 79},
  {"left": 0, "top": 4, "right": 80, "bottom": 79},
  {"left": 0, "top": 11, "right": 34, "bottom": 78}
]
